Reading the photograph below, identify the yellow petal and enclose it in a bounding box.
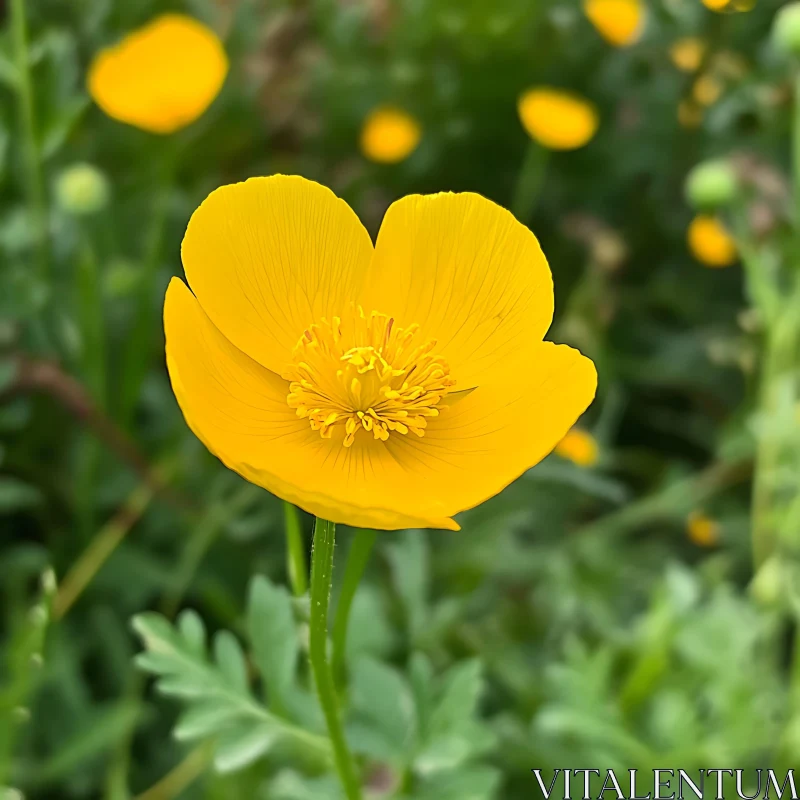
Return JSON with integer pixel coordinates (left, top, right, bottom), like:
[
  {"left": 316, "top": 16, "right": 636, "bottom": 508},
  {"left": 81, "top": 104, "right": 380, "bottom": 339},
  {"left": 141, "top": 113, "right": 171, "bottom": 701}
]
[
  {"left": 361, "top": 191, "right": 554, "bottom": 387},
  {"left": 88, "top": 14, "right": 228, "bottom": 134},
  {"left": 555, "top": 428, "right": 599, "bottom": 467},
  {"left": 670, "top": 37, "right": 706, "bottom": 72},
  {"left": 518, "top": 88, "right": 599, "bottom": 150},
  {"left": 693, "top": 73, "right": 723, "bottom": 106},
  {"left": 165, "top": 278, "right": 459, "bottom": 530},
  {"left": 584, "top": 0, "right": 645, "bottom": 47},
  {"left": 687, "top": 215, "right": 737, "bottom": 267},
  {"left": 389, "top": 342, "right": 598, "bottom": 518},
  {"left": 181, "top": 175, "right": 374, "bottom": 373},
  {"left": 360, "top": 107, "right": 422, "bottom": 164}
]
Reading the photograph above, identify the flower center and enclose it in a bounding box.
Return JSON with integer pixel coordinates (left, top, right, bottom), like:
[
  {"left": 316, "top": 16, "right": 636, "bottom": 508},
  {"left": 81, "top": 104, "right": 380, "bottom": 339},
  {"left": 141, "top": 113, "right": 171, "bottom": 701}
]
[{"left": 282, "top": 308, "right": 456, "bottom": 447}]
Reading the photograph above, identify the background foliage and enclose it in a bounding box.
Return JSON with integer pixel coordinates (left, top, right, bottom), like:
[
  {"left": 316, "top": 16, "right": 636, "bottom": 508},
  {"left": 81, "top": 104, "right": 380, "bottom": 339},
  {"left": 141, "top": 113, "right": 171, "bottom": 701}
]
[{"left": 1, "top": 0, "right": 797, "bottom": 798}]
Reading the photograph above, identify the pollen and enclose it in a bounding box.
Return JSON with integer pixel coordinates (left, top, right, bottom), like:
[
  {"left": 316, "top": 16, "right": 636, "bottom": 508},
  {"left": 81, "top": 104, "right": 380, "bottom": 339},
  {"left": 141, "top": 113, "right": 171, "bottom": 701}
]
[{"left": 282, "top": 308, "right": 456, "bottom": 448}]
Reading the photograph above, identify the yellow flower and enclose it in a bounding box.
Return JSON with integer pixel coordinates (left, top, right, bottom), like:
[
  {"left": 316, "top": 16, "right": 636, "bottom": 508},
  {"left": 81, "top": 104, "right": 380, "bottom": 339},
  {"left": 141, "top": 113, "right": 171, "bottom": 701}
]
[
  {"left": 670, "top": 37, "right": 706, "bottom": 72},
  {"left": 701, "top": 0, "right": 754, "bottom": 10},
  {"left": 518, "top": 88, "right": 599, "bottom": 151},
  {"left": 88, "top": 14, "right": 228, "bottom": 134},
  {"left": 687, "top": 214, "right": 737, "bottom": 267},
  {"left": 687, "top": 510, "right": 720, "bottom": 547},
  {"left": 677, "top": 100, "right": 704, "bottom": 128},
  {"left": 584, "top": 0, "right": 645, "bottom": 47},
  {"left": 692, "top": 73, "right": 723, "bottom": 106},
  {"left": 360, "top": 107, "right": 422, "bottom": 164},
  {"left": 555, "top": 428, "right": 599, "bottom": 467},
  {"left": 164, "top": 176, "right": 597, "bottom": 530}
]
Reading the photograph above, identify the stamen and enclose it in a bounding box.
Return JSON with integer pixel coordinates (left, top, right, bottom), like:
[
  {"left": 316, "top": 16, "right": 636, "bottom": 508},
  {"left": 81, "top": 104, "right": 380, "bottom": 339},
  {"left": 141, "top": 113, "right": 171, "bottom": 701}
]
[{"left": 282, "top": 307, "right": 456, "bottom": 447}]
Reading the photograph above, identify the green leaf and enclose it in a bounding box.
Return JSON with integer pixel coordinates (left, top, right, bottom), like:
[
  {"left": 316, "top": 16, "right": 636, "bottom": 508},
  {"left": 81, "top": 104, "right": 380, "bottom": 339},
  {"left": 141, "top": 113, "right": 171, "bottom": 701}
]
[
  {"left": 178, "top": 609, "right": 207, "bottom": 657},
  {"left": 247, "top": 575, "right": 298, "bottom": 711},
  {"left": 414, "top": 766, "right": 501, "bottom": 800},
  {"left": 0, "top": 477, "right": 42, "bottom": 512},
  {"left": 174, "top": 699, "right": 245, "bottom": 741},
  {"left": 213, "top": 631, "right": 248, "bottom": 693},
  {"left": 349, "top": 658, "right": 416, "bottom": 762},
  {"left": 214, "top": 722, "right": 278, "bottom": 773},
  {"left": 386, "top": 530, "right": 430, "bottom": 638},
  {"left": 269, "top": 771, "right": 342, "bottom": 800},
  {"left": 428, "top": 660, "right": 483, "bottom": 738}
]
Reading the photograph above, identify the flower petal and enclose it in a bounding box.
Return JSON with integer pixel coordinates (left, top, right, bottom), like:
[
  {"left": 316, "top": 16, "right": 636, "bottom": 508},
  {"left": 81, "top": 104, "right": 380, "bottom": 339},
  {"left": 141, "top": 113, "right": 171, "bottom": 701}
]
[
  {"left": 361, "top": 191, "right": 554, "bottom": 387},
  {"left": 182, "top": 176, "right": 374, "bottom": 374},
  {"left": 88, "top": 14, "right": 228, "bottom": 135},
  {"left": 386, "top": 341, "right": 598, "bottom": 518},
  {"left": 165, "top": 278, "right": 459, "bottom": 530}
]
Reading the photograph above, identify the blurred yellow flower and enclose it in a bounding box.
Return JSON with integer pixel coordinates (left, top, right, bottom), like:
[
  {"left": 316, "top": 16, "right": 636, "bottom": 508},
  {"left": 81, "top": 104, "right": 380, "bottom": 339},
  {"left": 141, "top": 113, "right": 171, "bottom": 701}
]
[
  {"left": 692, "top": 73, "right": 723, "bottom": 106},
  {"left": 555, "top": 428, "right": 599, "bottom": 467},
  {"left": 584, "top": 0, "right": 645, "bottom": 47},
  {"left": 164, "top": 176, "right": 597, "bottom": 530},
  {"left": 687, "top": 510, "right": 720, "bottom": 547},
  {"left": 701, "top": 0, "right": 754, "bottom": 10},
  {"left": 88, "top": 14, "right": 228, "bottom": 135},
  {"left": 670, "top": 38, "right": 706, "bottom": 72},
  {"left": 677, "top": 100, "right": 704, "bottom": 128},
  {"left": 688, "top": 214, "right": 737, "bottom": 267},
  {"left": 518, "top": 88, "right": 599, "bottom": 151},
  {"left": 360, "top": 107, "right": 422, "bottom": 164}
]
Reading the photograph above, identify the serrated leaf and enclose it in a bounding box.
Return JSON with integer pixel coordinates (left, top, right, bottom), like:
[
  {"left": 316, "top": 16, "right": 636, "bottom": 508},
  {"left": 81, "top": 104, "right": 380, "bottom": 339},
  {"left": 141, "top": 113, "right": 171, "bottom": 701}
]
[
  {"left": 178, "top": 610, "right": 207, "bottom": 657},
  {"left": 213, "top": 721, "right": 278, "bottom": 773},
  {"left": 415, "top": 721, "right": 496, "bottom": 774},
  {"left": 269, "top": 770, "right": 342, "bottom": 800},
  {"left": 213, "top": 631, "right": 248, "bottom": 693},
  {"left": 247, "top": 575, "right": 297, "bottom": 711},
  {"left": 174, "top": 700, "right": 245, "bottom": 741},
  {"left": 428, "top": 660, "right": 483, "bottom": 739},
  {"left": 350, "top": 658, "right": 416, "bottom": 761}
]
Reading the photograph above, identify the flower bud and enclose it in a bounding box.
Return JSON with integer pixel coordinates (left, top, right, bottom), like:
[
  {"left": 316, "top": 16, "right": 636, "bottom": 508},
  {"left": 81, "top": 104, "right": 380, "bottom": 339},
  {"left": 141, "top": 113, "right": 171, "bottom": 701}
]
[
  {"left": 54, "top": 163, "right": 109, "bottom": 216},
  {"left": 774, "top": 3, "right": 800, "bottom": 57},
  {"left": 685, "top": 159, "right": 739, "bottom": 210}
]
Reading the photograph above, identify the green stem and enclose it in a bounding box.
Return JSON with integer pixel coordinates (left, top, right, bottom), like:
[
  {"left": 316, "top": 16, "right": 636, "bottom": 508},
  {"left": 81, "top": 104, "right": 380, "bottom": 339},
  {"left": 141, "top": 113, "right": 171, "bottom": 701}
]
[
  {"left": 332, "top": 528, "right": 376, "bottom": 684},
  {"left": 793, "top": 71, "right": 800, "bottom": 241},
  {"left": 284, "top": 502, "right": 308, "bottom": 596},
  {"left": 309, "top": 518, "right": 361, "bottom": 800},
  {"left": 11, "top": 0, "right": 49, "bottom": 283},
  {"left": 510, "top": 140, "right": 548, "bottom": 223}
]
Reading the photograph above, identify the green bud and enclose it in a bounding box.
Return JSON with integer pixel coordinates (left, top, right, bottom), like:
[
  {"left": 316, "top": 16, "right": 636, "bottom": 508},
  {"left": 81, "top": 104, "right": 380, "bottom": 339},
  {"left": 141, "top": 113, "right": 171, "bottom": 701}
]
[
  {"left": 684, "top": 159, "right": 739, "bottom": 210},
  {"left": 773, "top": 3, "right": 800, "bottom": 57},
  {"left": 54, "top": 163, "right": 109, "bottom": 216}
]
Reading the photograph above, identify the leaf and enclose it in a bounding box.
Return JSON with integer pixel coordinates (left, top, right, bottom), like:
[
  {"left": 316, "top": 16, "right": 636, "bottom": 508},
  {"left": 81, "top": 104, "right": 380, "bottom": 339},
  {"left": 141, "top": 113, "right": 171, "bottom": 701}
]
[
  {"left": 247, "top": 575, "right": 298, "bottom": 711},
  {"left": 409, "top": 652, "right": 435, "bottom": 740},
  {"left": 269, "top": 770, "right": 343, "bottom": 800},
  {"left": 414, "top": 765, "right": 502, "bottom": 800},
  {"left": 174, "top": 699, "right": 244, "bottom": 741},
  {"left": 178, "top": 610, "right": 207, "bottom": 657},
  {"left": 0, "top": 477, "right": 42, "bottom": 512},
  {"left": 428, "top": 660, "right": 483, "bottom": 738},
  {"left": 213, "top": 631, "right": 248, "bottom": 693},
  {"left": 349, "top": 658, "right": 417, "bottom": 761},
  {"left": 214, "top": 722, "right": 278, "bottom": 773},
  {"left": 386, "top": 530, "right": 430, "bottom": 638}
]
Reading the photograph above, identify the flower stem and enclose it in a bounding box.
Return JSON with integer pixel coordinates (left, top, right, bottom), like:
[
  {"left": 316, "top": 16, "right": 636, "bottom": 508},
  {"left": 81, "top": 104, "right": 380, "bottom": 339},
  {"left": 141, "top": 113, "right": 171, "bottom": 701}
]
[
  {"left": 284, "top": 502, "right": 308, "bottom": 596},
  {"left": 332, "top": 528, "right": 376, "bottom": 684},
  {"left": 793, "top": 71, "right": 800, "bottom": 241},
  {"left": 510, "top": 140, "right": 548, "bottom": 223},
  {"left": 11, "top": 0, "right": 49, "bottom": 283},
  {"left": 309, "top": 518, "right": 361, "bottom": 800}
]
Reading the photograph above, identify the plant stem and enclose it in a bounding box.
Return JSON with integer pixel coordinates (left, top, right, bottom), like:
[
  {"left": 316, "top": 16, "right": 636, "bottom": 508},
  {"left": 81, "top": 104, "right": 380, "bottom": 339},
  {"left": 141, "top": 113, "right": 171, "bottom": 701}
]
[
  {"left": 510, "top": 140, "right": 548, "bottom": 223},
  {"left": 309, "top": 518, "right": 361, "bottom": 800},
  {"left": 10, "top": 0, "right": 49, "bottom": 283},
  {"left": 793, "top": 71, "right": 800, "bottom": 242},
  {"left": 331, "top": 528, "right": 376, "bottom": 684},
  {"left": 284, "top": 501, "right": 308, "bottom": 596},
  {"left": 133, "top": 743, "right": 213, "bottom": 800}
]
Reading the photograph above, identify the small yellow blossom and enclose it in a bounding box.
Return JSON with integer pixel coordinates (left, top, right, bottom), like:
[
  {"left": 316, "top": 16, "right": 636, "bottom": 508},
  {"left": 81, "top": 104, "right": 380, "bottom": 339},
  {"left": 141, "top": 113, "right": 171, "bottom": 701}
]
[
  {"left": 583, "top": 0, "right": 646, "bottom": 47},
  {"left": 164, "top": 176, "right": 597, "bottom": 530},
  {"left": 701, "top": 0, "right": 754, "bottom": 10},
  {"left": 555, "top": 428, "right": 599, "bottom": 467},
  {"left": 360, "top": 107, "right": 422, "bottom": 164},
  {"left": 688, "top": 214, "right": 738, "bottom": 267},
  {"left": 670, "top": 38, "right": 706, "bottom": 72},
  {"left": 687, "top": 511, "right": 720, "bottom": 547},
  {"left": 678, "top": 100, "right": 704, "bottom": 128},
  {"left": 88, "top": 14, "right": 228, "bottom": 135},
  {"left": 518, "top": 88, "right": 599, "bottom": 151},
  {"left": 692, "top": 73, "right": 724, "bottom": 106}
]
